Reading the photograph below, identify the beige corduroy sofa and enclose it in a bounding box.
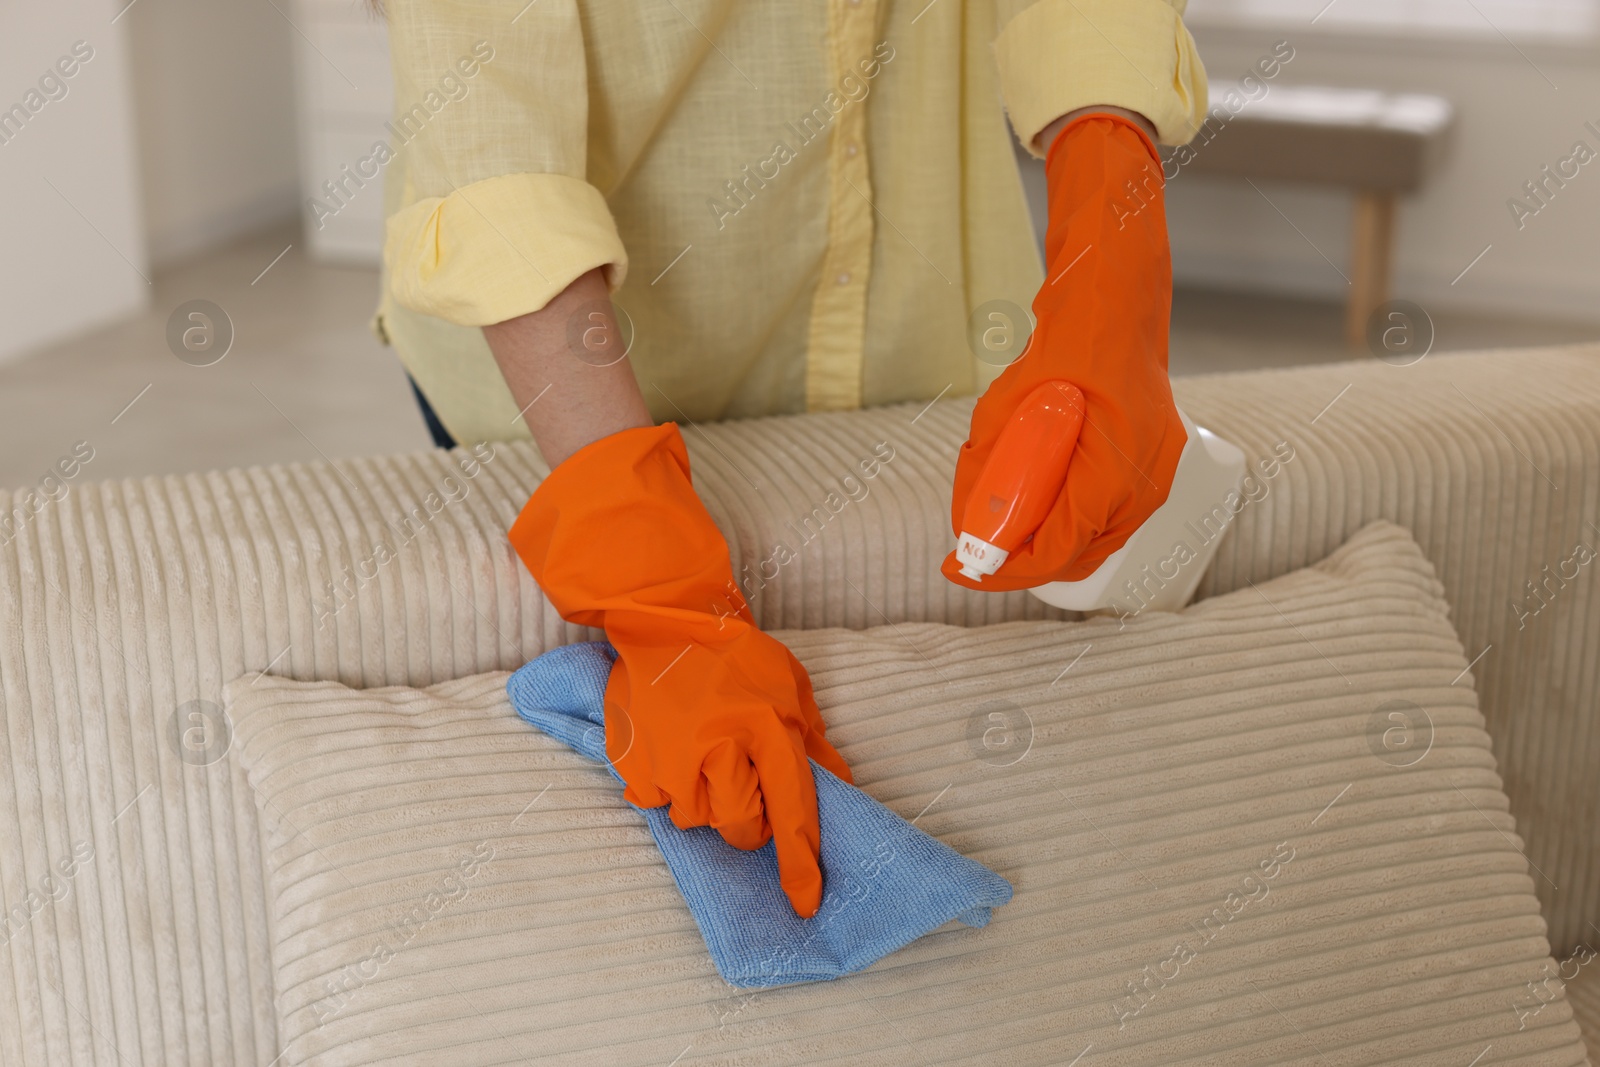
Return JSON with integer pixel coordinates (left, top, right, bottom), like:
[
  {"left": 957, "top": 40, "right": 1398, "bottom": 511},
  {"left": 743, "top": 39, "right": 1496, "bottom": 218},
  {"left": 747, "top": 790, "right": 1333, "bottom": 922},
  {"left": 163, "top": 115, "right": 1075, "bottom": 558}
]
[{"left": 1, "top": 346, "right": 1596, "bottom": 1065}]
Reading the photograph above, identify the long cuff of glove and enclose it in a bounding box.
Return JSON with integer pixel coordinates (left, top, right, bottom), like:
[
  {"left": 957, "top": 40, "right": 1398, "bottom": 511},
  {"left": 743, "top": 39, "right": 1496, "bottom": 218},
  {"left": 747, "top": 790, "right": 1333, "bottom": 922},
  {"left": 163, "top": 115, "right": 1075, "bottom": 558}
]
[
  {"left": 947, "top": 113, "right": 1185, "bottom": 586},
  {"left": 507, "top": 423, "right": 849, "bottom": 784},
  {"left": 507, "top": 423, "right": 751, "bottom": 645}
]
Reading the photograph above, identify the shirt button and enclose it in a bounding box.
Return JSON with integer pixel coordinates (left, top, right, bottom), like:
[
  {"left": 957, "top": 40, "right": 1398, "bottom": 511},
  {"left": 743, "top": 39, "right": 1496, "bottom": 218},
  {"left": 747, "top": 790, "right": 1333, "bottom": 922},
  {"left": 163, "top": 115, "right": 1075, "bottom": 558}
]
[
  {"left": 836, "top": 271, "right": 852, "bottom": 286},
  {"left": 845, "top": 141, "right": 859, "bottom": 158}
]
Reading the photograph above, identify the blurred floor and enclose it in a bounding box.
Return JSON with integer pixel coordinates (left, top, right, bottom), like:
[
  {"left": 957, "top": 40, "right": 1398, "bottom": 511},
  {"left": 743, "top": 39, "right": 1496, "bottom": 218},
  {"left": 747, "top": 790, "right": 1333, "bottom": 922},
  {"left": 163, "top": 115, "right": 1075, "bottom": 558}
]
[
  {"left": 0, "top": 224, "right": 429, "bottom": 492},
  {"left": 2, "top": 221, "right": 1597, "bottom": 489},
  {"left": 1169, "top": 286, "right": 1600, "bottom": 375}
]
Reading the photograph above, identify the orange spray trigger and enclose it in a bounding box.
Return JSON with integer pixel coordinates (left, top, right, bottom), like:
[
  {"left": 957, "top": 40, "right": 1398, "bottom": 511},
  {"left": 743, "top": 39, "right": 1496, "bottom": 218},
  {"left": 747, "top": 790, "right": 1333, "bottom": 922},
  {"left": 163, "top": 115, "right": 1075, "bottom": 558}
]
[{"left": 955, "top": 381, "right": 1084, "bottom": 581}]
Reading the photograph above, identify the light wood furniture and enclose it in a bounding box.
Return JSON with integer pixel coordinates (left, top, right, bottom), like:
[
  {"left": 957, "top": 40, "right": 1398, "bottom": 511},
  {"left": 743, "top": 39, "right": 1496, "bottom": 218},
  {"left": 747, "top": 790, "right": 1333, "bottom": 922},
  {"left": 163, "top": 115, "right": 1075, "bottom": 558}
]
[{"left": 1175, "top": 84, "right": 1454, "bottom": 348}]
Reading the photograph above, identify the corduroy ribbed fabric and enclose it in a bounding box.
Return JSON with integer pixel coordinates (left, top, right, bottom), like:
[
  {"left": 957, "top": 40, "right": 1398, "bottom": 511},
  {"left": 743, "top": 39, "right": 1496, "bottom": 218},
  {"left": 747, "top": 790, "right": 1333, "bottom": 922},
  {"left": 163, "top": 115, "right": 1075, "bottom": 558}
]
[
  {"left": 223, "top": 523, "right": 1587, "bottom": 1065},
  {"left": 505, "top": 641, "right": 1014, "bottom": 988},
  {"left": 1, "top": 348, "right": 1597, "bottom": 1063}
]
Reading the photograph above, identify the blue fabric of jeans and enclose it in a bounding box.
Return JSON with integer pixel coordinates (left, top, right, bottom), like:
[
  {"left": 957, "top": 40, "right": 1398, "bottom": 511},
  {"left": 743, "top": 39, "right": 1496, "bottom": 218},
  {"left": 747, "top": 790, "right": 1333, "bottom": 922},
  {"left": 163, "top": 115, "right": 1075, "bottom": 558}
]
[{"left": 506, "top": 641, "right": 1013, "bottom": 988}]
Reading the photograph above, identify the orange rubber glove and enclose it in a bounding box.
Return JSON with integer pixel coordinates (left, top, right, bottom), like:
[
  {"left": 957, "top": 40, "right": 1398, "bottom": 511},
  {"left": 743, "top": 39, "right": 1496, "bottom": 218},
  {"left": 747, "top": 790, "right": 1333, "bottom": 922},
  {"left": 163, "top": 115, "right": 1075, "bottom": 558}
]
[
  {"left": 944, "top": 114, "right": 1186, "bottom": 591},
  {"left": 508, "top": 423, "right": 852, "bottom": 918}
]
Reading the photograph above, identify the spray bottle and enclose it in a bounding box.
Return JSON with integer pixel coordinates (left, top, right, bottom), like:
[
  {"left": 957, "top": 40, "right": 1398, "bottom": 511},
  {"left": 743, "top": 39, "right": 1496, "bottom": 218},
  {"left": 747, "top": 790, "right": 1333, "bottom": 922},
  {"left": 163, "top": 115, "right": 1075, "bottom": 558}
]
[{"left": 955, "top": 380, "right": 1247, "bottom": 613}]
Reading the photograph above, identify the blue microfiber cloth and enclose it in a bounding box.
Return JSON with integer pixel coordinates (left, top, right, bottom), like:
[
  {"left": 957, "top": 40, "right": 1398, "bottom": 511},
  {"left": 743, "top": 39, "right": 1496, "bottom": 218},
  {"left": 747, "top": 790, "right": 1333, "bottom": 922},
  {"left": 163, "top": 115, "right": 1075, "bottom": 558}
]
[{"left": 506, "top": 642, "right": 1013, "bottom": 988}]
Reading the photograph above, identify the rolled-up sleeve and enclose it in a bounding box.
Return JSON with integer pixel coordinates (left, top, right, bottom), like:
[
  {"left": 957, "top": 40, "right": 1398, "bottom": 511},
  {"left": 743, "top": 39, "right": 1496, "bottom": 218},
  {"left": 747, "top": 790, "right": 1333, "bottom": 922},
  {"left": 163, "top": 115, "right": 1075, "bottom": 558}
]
[
  {"left": 993, "top": 0, "right": 1208, "bottom": 154},
  {"left": 382, "top": 0, "right": 628, "bottom": 326}
]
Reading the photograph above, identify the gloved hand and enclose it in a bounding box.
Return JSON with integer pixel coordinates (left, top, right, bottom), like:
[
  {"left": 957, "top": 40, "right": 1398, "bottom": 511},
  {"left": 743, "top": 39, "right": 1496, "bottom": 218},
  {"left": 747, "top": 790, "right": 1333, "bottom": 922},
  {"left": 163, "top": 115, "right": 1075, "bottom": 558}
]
[
  {"left": 944, "top": 113, "right": 1186, "bottom": 591},
  {"left": 508, "top": 423, "right": 852, "bottom": 918}
]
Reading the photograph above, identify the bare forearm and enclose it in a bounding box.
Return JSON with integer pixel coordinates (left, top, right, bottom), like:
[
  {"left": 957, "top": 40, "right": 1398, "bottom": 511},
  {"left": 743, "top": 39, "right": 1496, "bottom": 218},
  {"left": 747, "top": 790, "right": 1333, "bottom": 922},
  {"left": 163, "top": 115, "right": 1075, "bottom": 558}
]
[{"left": 484, "top": 268, "right": 653, "bottom": 468}]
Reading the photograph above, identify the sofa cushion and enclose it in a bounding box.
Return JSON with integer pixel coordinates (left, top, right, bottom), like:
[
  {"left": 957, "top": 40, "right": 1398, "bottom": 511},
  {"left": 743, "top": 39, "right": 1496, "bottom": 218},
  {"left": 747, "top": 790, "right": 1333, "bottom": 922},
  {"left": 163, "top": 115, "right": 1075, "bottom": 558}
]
[
  {"left": 224, "top": 522, "right": 1588, "bottom": 1065},
  {"left": 7, "top": 347, "right": 1598, "bottom": 1065}
]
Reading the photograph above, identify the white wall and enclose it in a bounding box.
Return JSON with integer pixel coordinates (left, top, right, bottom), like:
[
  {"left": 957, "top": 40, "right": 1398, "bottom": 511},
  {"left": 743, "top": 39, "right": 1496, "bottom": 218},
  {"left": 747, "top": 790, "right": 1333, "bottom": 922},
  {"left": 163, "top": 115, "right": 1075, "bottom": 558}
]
[
  {"left": 1168, "top": 27, "right": 1600, "bottom": 323},
  {"left": 291, "top": 0, "right": 395, "bottom": 263},
  {"left": 124, "top": 0, "right": 299, "bottom": 266},
  {"left": 0, "top": 0, "right": 148, "bottom": 363}
]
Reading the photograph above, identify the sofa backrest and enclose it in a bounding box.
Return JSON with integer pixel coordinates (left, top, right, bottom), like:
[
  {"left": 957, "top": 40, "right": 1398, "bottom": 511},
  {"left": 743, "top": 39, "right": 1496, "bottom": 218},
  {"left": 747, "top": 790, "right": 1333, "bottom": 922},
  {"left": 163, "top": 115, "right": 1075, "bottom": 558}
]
[{"left": 1, "top": 345, "right": 1595, "bottom": 1065}]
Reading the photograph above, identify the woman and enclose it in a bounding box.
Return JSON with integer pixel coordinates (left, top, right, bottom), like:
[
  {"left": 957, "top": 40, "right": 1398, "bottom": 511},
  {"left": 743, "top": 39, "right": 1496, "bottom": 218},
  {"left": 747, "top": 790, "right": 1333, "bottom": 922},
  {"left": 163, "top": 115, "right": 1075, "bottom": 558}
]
[{"left": 374, "top": 0, "right": 1208, "bottom": 918}]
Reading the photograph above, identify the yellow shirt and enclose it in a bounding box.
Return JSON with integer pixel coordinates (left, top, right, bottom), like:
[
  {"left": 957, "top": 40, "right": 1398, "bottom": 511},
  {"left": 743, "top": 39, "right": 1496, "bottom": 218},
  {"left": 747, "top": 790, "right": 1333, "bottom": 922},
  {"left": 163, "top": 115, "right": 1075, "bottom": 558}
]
[{"left": 376, "top": 0, "right": 1207, "bottom": 444}]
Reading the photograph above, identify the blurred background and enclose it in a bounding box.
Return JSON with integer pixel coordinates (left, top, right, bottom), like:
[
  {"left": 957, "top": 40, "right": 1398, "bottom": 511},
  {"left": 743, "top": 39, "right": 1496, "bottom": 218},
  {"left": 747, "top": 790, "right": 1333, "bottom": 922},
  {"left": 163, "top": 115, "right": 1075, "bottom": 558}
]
[{"left": 4, "top": 0, "right": 1598, "bottom": 489}]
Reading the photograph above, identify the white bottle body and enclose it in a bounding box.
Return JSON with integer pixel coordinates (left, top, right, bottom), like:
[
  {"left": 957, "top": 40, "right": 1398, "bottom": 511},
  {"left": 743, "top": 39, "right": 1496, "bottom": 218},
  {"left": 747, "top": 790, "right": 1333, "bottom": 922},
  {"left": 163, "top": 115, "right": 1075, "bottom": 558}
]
[{"left": 1028, "top": 409, "right": 1246, "bottom": 613}]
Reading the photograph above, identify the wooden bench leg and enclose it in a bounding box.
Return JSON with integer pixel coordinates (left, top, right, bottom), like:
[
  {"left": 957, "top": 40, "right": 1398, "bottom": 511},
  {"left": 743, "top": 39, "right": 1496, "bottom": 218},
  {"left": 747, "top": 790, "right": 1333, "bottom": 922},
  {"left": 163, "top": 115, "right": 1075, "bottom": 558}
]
[{"left": 1345, "top": 190, "right": 1396, "bottom": 350}]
